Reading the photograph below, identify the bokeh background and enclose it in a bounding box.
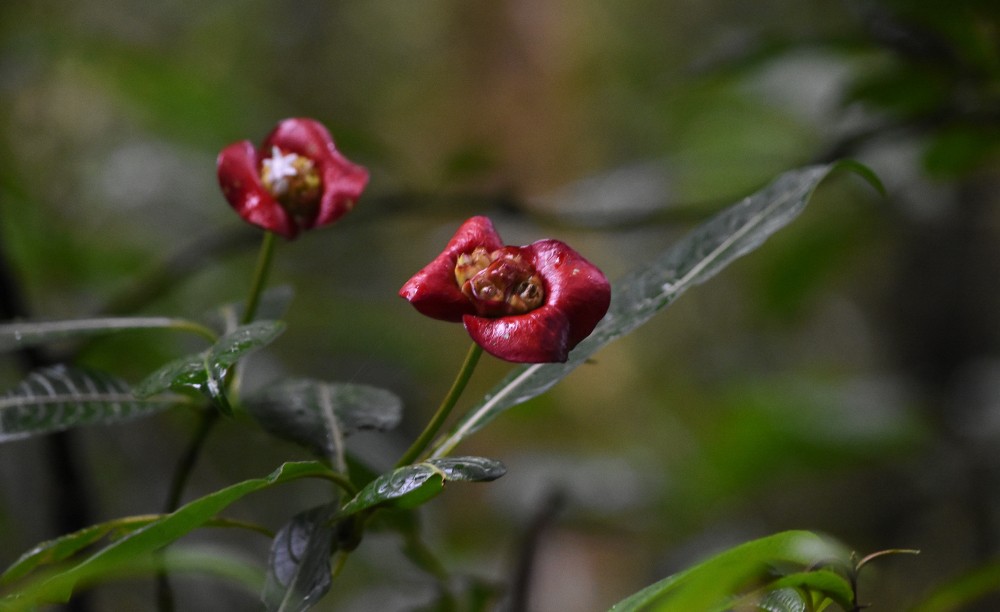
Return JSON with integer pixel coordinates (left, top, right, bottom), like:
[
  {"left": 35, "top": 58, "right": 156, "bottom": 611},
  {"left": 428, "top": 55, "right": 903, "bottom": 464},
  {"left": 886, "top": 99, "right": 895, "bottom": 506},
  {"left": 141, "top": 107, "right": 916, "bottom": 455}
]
[{"left": 1, "top": 1, "right": 999, "bottom": 610}]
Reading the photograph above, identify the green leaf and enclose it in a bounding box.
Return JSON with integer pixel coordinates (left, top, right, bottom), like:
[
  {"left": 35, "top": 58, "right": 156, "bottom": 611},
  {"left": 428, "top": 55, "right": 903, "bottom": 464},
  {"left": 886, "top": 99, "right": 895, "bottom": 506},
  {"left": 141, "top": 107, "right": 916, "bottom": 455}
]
[
  {"left": 753, "top": 588, "right": 807, "bottom": 612},
  {"left": 1, "top": 515, "right": 269, "bottom": 586},
  {"left": 262, "top": 504, "right": 337, "bottom": 612},
  {"left": 6, "top": 461, "right": 333, "bottom": 606},
  {"left": 0, "top": 316, "right": 217, "bottom": 352},
  {"left": 244, "top": 379, "right": 402, "bottom": 468},
  {"left": 911, "top": 559, "right": 1000, "bottom": 612},
  {"left": 762, "top": 570, "right": 854, "bottom": 610},
  {"left": 339, "top": 457, "right": 505, "bottom": 517},
  {"left": 431, "top": 161, "right": 881, "bottom": 457},
  {"left": 2, "top": 545, "right": 264, "bottom": 608},
  {"left": 609, "top": 530, "right": 850, "bottom": 612},
  {"left": 133, "top": 320, "right": 285, "bottom": 415},
  {"left": 0, "top": 365, "right": 183, "bottom": 442}
]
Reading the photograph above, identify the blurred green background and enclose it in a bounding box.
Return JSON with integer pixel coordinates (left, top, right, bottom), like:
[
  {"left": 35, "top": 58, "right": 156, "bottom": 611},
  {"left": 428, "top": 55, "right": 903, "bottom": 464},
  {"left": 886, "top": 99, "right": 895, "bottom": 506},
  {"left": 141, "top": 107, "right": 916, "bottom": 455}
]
[{"left": 1, "top": 1, "right": 999, "bottom": 610}]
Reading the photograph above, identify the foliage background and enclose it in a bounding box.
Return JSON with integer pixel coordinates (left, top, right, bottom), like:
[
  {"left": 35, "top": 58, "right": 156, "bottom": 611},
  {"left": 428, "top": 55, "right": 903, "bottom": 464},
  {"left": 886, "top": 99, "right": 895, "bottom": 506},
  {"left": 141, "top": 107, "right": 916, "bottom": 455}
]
[{"left": 1, "top": 0, "right": 998, "bottom": 610}]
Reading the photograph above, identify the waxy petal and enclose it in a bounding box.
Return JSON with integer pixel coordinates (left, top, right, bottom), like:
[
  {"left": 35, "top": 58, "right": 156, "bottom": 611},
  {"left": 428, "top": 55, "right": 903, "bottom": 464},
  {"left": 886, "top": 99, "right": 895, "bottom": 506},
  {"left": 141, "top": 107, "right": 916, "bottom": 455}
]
[
  {"left": 217, "top": 140, "right": 297, "bottom": 238},
  {"left": 263, "top": 118, "right": 369, "bottom": 228},
  {"left": 399, "top": 217, "right": 505, "bottom": 322},
  {"left": 524, "top": 240, "right": 611, "bottom": 349},
  {"left": 464, "top": 309, "right": 572, "bottom": 363},
  {"left": 217, "top": 118, "right": 368, "bottom": 239},
  {"left": 400, "top": 217, "right": 611, "bottom": 364}
]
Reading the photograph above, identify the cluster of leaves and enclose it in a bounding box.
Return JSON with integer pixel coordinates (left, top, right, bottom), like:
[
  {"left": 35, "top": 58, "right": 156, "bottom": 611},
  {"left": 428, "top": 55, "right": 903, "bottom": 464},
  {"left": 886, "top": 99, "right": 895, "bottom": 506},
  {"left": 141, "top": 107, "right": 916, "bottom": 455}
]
[{"left": 0, "top": 162, "right": 907, "bottom": 610}]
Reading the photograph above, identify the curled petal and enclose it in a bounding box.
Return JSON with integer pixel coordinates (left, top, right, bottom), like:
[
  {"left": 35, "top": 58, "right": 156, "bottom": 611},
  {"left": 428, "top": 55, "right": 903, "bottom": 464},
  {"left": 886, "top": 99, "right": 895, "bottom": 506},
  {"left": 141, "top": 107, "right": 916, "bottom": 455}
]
[
  {"left": 399, "top": 217, "right": 505, "bottom": 322},
  {"left": 217, "top": 118, "right": 368, "bottom": 239},
  {"left": 525, "top": 240, "right": 611, "bottom": 349},
  {"left": 464, "top": 309, "right": 572, "bottom": 363},
  {"left": 399, "top": 217, "right": 611, "bottom": 364},
  {"left": 217, "top": 140, "right": 297, "bottom": 238},
  {"left": 264, "top": 118, "right": 369, "bottom": 228}
]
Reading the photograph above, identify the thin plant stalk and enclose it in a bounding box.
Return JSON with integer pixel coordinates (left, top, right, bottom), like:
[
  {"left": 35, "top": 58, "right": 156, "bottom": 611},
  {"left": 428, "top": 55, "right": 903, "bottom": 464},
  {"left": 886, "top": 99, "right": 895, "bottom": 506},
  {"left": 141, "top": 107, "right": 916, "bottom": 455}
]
[
  {"left": 157, "top": 231, "right": 278, "bottom": 612},
  {"left": 395, "top": 343, "right": 484, "bottom": 467}
]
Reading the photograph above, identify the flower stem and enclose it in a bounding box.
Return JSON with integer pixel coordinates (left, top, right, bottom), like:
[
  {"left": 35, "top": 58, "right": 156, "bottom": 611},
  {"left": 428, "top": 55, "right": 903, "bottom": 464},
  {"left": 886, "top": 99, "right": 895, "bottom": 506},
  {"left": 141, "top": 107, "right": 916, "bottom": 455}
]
[
  {"left": 395, "top": 343, "right": 483, "bottom": 467},
  {"left": 241, "top": 231, "right": 277, "bottom": 325}
]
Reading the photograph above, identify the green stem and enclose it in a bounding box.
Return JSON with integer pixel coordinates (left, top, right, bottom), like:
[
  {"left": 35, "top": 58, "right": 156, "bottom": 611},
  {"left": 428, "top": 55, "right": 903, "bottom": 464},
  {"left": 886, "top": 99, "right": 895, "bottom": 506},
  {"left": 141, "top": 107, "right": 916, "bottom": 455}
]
[
  {"left": 157, "top": 232, "right": 278, "bottom": 612},
  {"left": 315, "top": 471, "right": 359, "bottom": 497},
  {"left": 163, "top": 410, "right": 220, "bottom": 513},
  {"left": 241, "top": 231, "right": 277, "bottom": 325},
  {"left": 396, "top": 343, "right": 483, "bottom": 467},
  {"left": 169, "top": 319, "right": 219, "bottom": 343}
]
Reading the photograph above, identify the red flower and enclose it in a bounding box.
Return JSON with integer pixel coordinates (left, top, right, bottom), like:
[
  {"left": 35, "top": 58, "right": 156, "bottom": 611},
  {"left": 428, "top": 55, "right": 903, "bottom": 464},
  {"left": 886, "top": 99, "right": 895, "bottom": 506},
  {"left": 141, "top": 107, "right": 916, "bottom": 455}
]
[
  {"left": 217, "top": 118, "right": 369, "bottom": 239},
  {"left": 400, "top": 217, "right": 611, "bottom": 363}
]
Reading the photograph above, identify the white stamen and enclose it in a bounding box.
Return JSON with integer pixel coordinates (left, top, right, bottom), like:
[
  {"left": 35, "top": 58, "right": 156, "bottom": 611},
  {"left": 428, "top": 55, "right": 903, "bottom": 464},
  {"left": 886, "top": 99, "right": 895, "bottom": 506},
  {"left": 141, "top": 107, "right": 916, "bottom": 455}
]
[{"left": 262, "top": 146, "right": 301, "bottom": 194}]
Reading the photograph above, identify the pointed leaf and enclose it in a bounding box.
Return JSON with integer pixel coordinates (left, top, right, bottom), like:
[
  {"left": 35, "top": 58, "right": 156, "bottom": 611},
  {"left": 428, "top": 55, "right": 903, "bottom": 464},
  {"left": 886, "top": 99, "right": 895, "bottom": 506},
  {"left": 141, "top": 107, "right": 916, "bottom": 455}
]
[
  {"left": 0, "top": 365, "right": 183, "bottom": 442},
  {"left": 609, "top": 530, "right": 850, "bottom": 612},
  {"left": 15, "top": 461, "right": 333, "bottom": 605},
  {"left": 3, "top": 545, "right": 265, "bottom": 607},
  {"left": 0, "top": 317, "right": 217, "bottom": 352},
  {"left": 339, "top": 457, "right": 505, "bottom": 517},
  {"left": 262, "top": 504, "right": 337, "bottom": 612},
  {"left": 133, "top": 321, "right": 285, "bottom": 414},
  {"left": 432, "top": 161, "right": 880, "bottom": 457},
  {"left": 244, "top": 379, "right": 402, "bottom": 467},
  {"left": 1, "top": 515, "right": 267, "bottom": 585}
]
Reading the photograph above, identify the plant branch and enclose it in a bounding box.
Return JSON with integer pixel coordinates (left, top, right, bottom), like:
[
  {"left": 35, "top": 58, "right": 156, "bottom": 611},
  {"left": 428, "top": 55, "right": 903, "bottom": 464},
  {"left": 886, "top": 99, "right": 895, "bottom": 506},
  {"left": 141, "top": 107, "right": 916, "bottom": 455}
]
[{"left": 396, "top": 343, "right": 483, "bottom": 467}]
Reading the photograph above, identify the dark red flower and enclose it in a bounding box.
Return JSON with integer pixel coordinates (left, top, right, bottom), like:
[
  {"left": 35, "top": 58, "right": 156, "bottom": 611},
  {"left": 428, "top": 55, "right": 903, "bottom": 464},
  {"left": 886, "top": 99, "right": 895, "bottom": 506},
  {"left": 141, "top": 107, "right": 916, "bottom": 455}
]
[
  {"left": 400, "top": 216, "right": 611, "bottom": 363},
  {"left": 217, "top": 118, "right": 369, "bottom": 239}
]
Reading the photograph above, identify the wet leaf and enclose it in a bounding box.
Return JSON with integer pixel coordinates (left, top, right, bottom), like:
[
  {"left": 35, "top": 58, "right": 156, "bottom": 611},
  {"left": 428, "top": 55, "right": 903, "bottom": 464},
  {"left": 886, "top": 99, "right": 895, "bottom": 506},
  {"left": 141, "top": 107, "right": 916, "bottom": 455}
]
[
  {"left": 262, "top": 504, "right": 337, "bottom": 612},
  {"left": 432, "top": 162, "right": 881, "bottom": 457},
  {"left": 0, "top": 365, "right": 183, "bottom": 442},
  {"left": 339, "top": 457, "right": 505, "bottom": 516},
  {"left": 244, "top": 379, "right": 402, "bottom": 468},
  {"left": 133, "top": 320, "right": 285, "bottom": 415}
]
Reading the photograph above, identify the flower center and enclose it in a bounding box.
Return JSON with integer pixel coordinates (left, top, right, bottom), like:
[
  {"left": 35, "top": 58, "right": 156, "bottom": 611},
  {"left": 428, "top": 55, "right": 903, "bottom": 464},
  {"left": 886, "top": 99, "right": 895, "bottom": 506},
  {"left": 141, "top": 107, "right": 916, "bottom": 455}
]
[
  {"left": 455, "top": 247, "right": 545, "bottom": 316},
  {"left": 260, "top": 146, "right": 322, "bottom": 217}
]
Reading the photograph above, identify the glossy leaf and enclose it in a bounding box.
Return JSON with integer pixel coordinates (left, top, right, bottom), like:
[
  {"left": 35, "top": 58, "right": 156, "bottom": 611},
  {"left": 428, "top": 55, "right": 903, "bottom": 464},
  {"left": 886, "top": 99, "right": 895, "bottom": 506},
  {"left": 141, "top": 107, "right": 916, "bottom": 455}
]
[
  {"left": 2, "top": 545, "right": 264, "bottom": 608},
  {"left": 1, "top": 515, "right": 269, "bottom": 586},
  {"left": 911, "top": 560, "right": 1000, "bottom": 612},
  {"left": 762, "top": 570, "right": 854, "bottom": 610},
  {"left": 0, "top": 365, "right": 184, "bottom": 442},
  {"left": 431, "top": 161, "right": 882, "bottom": 457},
  {"left": 244, "top": 379, "right": 402, "bottom": 468},
  {"left": 339, "top": 457, "right": 505, "bottom": 517},
  {"left": 609, "top": 530, "right": 850, "bottom": 612},
  {"left": 0, "top": 316, "right": 217, "bottom": 352},
  {"left": 133, "top": 320, "right": 285, "bottom": 415},
  {"left": 9, "top": 461, "right": 333, "bottom": 606},
  {"left": 262, "top": 504, "right": 337, "bottom": 612}
]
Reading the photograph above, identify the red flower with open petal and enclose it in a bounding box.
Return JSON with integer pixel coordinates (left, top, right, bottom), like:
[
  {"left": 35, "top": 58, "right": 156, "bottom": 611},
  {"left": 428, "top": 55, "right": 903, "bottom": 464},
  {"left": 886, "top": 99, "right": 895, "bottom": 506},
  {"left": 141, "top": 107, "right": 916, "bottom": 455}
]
[
  {"left": 400, "top": 216, "right": 611, "bottom": 363},
  {"left": 217, "top": 118, "right": 369, "bottom": 239}
]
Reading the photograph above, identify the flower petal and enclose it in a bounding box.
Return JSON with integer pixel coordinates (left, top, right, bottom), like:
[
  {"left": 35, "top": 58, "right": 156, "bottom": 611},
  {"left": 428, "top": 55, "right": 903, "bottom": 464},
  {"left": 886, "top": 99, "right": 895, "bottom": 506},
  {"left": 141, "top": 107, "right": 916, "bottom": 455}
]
[
  {"left": 463, "top": 309, "right": 572, "bottom": 363},
  {"left": 525, "top": 239, "right": 611, "bottom": 348},
  {"left": 263, "top": 118, "right": 369, "bottom": 230},
  {"left": 217, "top": 140, "right": 297, "bottom": 239},
  {"left": 399, "top": 217, "right": 505, "bottom": 322}
]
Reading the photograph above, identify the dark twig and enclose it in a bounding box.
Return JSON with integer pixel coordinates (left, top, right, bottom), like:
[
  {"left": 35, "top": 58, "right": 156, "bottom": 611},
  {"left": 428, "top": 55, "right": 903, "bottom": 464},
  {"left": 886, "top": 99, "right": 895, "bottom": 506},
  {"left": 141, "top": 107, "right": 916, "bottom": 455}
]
[
  {"left": 504, "top": 489, "right": 567, "bottom": 612},
  {"left": 0, "top": 230, "right": 93, "bottom": 612}
]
